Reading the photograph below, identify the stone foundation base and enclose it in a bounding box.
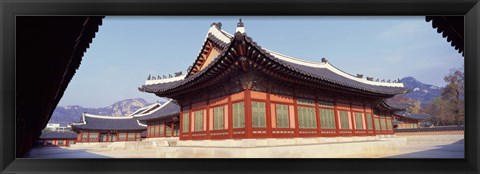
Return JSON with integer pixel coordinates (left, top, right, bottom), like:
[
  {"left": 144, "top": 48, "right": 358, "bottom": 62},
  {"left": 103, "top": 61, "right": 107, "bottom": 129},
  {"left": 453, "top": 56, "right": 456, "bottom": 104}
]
[
  {"left": 157, "top": 137, "right": 406, "bottom": 158},
  {"left": 176, "top": 135, "right": 395, "bottom": 147}
]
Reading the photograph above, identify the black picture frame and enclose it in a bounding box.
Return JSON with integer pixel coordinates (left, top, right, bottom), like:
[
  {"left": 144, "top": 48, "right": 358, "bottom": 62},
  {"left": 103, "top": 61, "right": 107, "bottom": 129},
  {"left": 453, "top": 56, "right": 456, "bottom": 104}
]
[{"left": 1, "top": 0, "right": 478, "bottom": 173}]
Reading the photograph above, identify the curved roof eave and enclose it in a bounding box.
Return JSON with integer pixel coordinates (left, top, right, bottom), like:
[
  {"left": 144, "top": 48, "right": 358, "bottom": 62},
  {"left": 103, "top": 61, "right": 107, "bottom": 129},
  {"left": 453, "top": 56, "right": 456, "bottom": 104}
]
[{"left": 139, "top": 27, "right": 407, "bottom": 96}]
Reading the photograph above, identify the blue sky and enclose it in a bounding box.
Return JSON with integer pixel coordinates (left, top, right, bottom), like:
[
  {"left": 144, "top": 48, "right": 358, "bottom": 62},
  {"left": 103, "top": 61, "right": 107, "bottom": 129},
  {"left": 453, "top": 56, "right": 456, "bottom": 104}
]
[{"left": 58, "top": 16, "right": 464, "bottom": 108}]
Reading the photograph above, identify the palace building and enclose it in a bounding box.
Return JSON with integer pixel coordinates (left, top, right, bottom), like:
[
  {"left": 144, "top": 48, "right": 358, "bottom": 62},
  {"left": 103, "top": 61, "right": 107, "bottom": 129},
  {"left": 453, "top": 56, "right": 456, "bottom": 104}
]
[
  {"left": 138, "top": 20, "right": 408, "bottom": 141},
  {"left": 38, "top": 131, "right": 78, "bottom": 147},
  {"left": 71, "top": 113, "right": 147, "bottom": 142},
  {"left": 70, "top": 101, "right": 181, "bottom": 142},
  {"left": 136, "top": 99, "right": 181, "bottom": 138},
  {"left": 393, "top": 111, "right": 430, "bottom": 129}
]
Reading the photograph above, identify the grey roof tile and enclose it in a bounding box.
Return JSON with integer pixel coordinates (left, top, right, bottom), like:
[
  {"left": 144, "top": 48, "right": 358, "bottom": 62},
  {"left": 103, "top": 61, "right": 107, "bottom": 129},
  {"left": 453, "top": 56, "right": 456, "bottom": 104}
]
[
  {"left": 72, "top": 116, "right": 146, "bottom": 131},
  {"left": 137, "top": 100, "right": 180, "bottom": 121},
  {"left": 39, "top": 131, "right": 78, "bottom": 139}
]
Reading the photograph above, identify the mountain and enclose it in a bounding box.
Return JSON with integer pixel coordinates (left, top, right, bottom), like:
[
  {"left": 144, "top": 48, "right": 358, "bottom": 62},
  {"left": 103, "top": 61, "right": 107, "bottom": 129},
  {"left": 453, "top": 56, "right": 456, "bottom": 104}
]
[
  {"left": 400, "top": 76, "right": 442, "bottom": 105},
  {"left": 49, "top": 98, "right": 152, "bottom": 126}
]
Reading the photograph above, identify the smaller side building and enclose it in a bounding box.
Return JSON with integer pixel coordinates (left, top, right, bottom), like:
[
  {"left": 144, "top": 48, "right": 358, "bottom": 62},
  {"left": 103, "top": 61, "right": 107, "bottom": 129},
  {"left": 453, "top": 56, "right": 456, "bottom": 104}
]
[
  {"left": 71, "top": 114, "right": 147, "bottom": 142},
  {"left": 38, "top": 131, "right": 78, "bottom": 147},
  {"left": 135, "top": 99, "right": 181, "bottom": 138},
  {"left": 393, "top": 111, "right": 430, "bottom": 129}
]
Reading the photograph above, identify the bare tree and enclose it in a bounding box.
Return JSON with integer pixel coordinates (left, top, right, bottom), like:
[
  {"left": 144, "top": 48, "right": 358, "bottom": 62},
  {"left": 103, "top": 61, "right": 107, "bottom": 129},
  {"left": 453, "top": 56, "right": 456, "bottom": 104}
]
[{"left": 442, "top": 67, "right": 464, "bottom": 126}]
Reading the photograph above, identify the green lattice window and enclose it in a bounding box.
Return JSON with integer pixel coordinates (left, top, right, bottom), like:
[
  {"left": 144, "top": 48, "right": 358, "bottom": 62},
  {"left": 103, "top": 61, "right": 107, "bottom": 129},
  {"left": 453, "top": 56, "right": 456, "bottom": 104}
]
[
  {"left": 366, "top": 113, "right": 373, "bottom": 130},
  {"left": 252, "top": 102, "right": 266, "bottom": 128},
  {"left": 354, "top": 112, "right": 364, "bottom": 129},
  {"left": 233, "top": 102, "right": 245, "bottom": 128},
  {"left": 89, "top": 133, "right": 98, "bottom": 141},
  {"left": 276, "top": 104, "right": 289, "bottom": 128},
  {"left": 194, "top": 110, "right": 204, "bottom": 131},
  {"left": 380, "top": 116, "right": 387, "bottom": 130},
  {"left": 160, "top": 124, "right": 165, "bottom": 136},
  {"left": 153, "top": 124, "right": 159, "bottom": 137},
  {"left": 127, "top": 133, "right": 136, "bottom": 141},
  {"left": 213, "top": 106, "right": 225, "bottom": 130},
  {"left": 298, "top": 106, "right": 316, "bottom": 128},
  {"left": 118, "top": 133, "right": 127, "bottom": 141},
  {"left": 339, "top": 111, "right": 350, "bottom": 129},
  {"left": 182, "top": 113, "right": 189, "bottom": 133},
  {"left": 166, "top": 125, "right": 172, "bottom": 136},
  {"left": 386, "top": 119, "right": 392, "bottom": 130},
  {"left": 320, "top": 109, "right": 335, "bottom": 129},
  {"left": 374, "top": 116, "right": 381, "bottom": 131}
]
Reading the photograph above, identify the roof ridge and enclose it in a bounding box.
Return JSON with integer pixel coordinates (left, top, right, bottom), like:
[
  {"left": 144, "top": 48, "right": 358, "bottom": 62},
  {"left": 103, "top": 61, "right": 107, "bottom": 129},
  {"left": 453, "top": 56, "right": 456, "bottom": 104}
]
[
  {"left": 130, "top": 102, "right": 159, "bottom": 116},
  {"left": 133, "top": 99, "right": 174, "bottom": 117},
  {"left": 83, "top": 113, "right": 135, "bottom": 119},
  {"left": 145, "top": 74, "right": 186, "bottom": 85}
]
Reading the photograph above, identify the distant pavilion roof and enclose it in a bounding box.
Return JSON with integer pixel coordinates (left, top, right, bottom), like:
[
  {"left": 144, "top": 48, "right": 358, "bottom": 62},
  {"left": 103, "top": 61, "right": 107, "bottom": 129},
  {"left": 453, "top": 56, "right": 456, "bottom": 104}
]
[
  {"left": 39, "top": 131, "right": 78, "bottom": 139},
  {"left": 139, "top": 21, "right": 407, "bottom": 97},
  {"left": 72, "top": 113, "right": 146, "bottom": 131},
  {"left": 394, "top": 111, "right": 431, "bottom": 120},
  {"left": 373, "top": 100, "right": 410, "bottom": 115},
  {"left": 136, "top": 99, "right": 180, "bottom": 122},
  {"left": 392, "top": 120, "right": 403, "bottom": 125},
  {"left": 130, "top": 102, "right": 162, "bottom": 116}
]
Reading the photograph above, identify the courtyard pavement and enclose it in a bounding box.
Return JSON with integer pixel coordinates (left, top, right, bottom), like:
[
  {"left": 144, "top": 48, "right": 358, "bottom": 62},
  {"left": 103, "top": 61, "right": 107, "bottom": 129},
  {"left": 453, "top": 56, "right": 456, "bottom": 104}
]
[{"left": 27, "top": 139, "right": 464, "bottom": 158}]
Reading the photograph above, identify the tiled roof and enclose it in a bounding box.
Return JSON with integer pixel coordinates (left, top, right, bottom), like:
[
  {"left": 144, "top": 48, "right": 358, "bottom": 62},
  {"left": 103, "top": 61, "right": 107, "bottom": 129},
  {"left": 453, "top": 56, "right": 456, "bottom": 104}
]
[
  {"left": 39, "top": 131, "right": 77, "bottom": 139},
  {"left": 139, "top": 22, "right": 407, "bottom": 96},
  {"left": 130, "top": 102, "right": 162, "bottom": 116},
  {"left": 394, "top": 111, "right": 431, "bottom": 120},
  {"left": 72, "top": 114, "right": 146, "bottom": 131},
  {"left": 136, "top": 100, "right": 180, "bottom": 121},
  {"left": 392, "top": 120, "right": 404, "bottom": 125},
  {"left": 384, "top": 101, "right": 410, "bottom": 110}
]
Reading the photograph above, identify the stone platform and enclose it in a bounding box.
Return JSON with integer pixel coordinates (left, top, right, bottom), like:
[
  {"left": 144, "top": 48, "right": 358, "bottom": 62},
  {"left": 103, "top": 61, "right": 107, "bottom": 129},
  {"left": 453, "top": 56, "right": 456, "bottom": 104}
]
[{"left": 158, "top": 136, "right": 407, "bottom": 158}]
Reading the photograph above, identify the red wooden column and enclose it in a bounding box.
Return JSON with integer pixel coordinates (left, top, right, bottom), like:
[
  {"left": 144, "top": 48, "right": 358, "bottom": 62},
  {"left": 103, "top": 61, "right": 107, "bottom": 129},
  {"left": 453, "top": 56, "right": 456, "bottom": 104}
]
[
  {"left": 189, "top": 104, "right": 193, "bottom": 139},
  {"left": 315, "top": 98, "right": 321, "bottom": 137},
  {"left": 363, "top": 105, "right": 368, "bottom": 135},
  {"left": 171, "top": 120, "right": 175, "bottom": 137},
  {"left": 333, "top": 101, "right": 340, "bottom": 136},
  {"left": 244, "top": 90, "right": 253, "bottom": 138},
  {"left": 265, "top": 92, "right": 272, "bottom": 137},
  {"left": 349, "top": 103, "right": 356, "bottom": 136},
  {"left": 163, "top": 122, "right": 167, "bottom": 137},
  {"left": 179, "top": 110, "right": 183, "bottom": 139},
  {"left": 388, "top": 116, "right": 393, "bottom": 134},
  {"left": 371, "top": 113, "right": 376, "bottom": 136},
  {"left": 228, "top": 95, "right": 234, "bottom": 139},
  {"left": 372, "top": 114, "right": 377, "bottom": 135},
  {"left": 293, "top": 97, "right": 300, "bottom": 137},
  {"left": 206, "top": 100, "right": 211, "bottom": 139},
  {"left": 384, "top": 116, "right": 388, "bottom": 134}
]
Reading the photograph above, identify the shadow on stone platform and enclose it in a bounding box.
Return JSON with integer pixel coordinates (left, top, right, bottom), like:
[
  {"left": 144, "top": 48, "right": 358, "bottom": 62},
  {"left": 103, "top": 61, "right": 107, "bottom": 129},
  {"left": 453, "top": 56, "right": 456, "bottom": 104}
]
[
  {"left": 385, "top": 139, "right": 464, "bottom": 158},
  {"left": 26, "top": 146, "right": 111, "bottom": 158}
]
